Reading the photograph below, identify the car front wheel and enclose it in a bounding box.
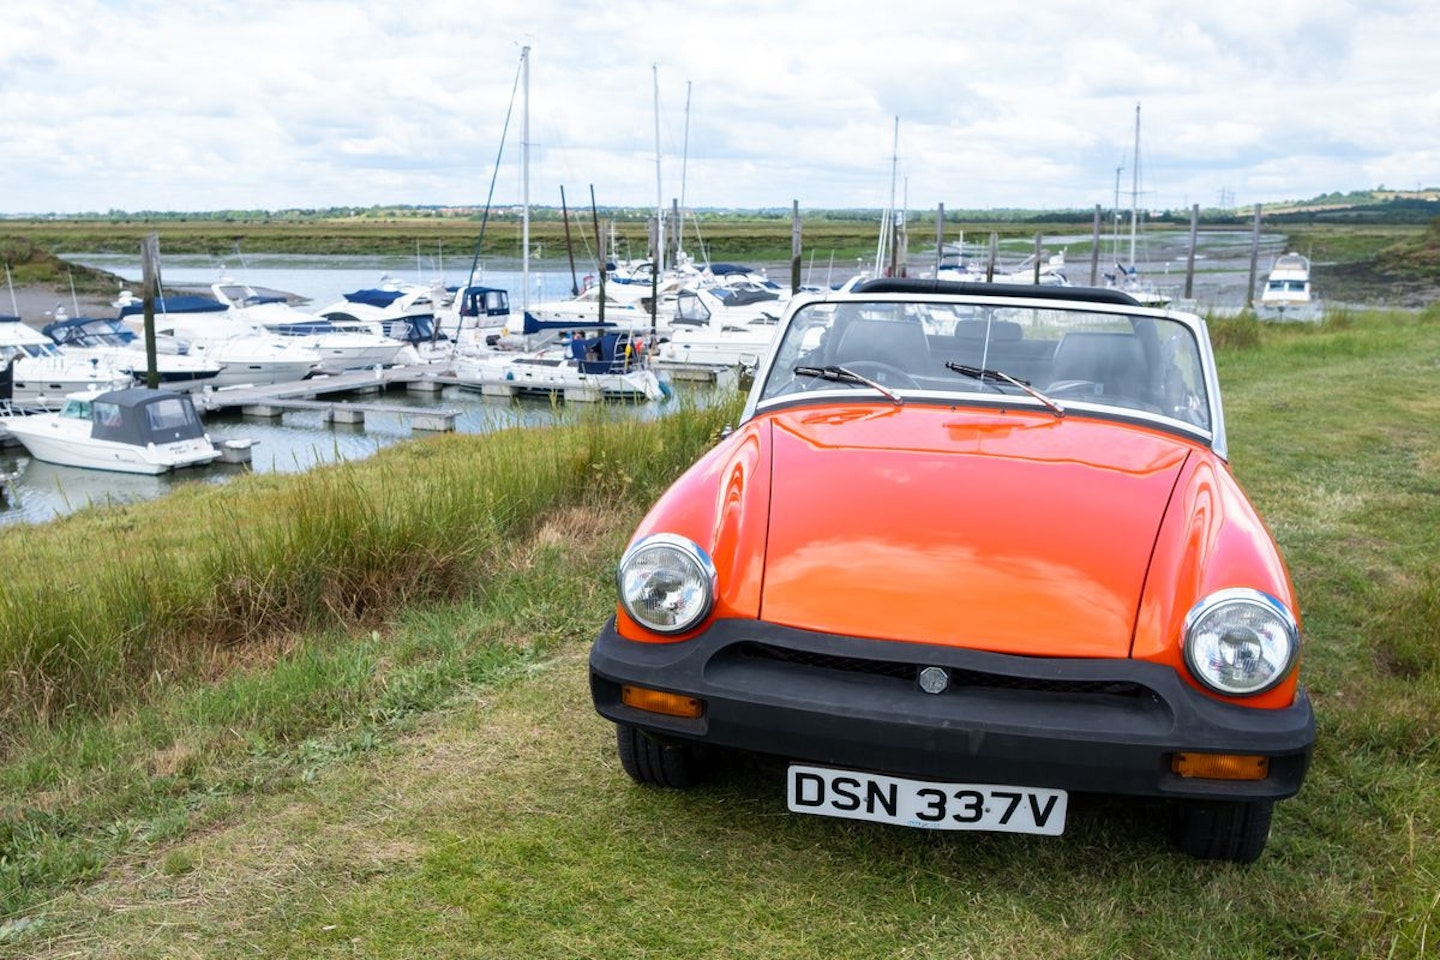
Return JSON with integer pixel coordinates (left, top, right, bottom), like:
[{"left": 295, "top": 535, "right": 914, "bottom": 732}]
[
  {"left": 1172, "top": 799, "right": 1275, "bottom": 863},
  {"left": 615, "top": 724, "right": 710, "bottom": 788}
]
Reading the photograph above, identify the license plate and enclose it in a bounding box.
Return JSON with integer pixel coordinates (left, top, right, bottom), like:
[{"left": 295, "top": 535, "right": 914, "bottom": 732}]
[{"left": 787, "top": 764, "right": 1067, "bottom": 836}]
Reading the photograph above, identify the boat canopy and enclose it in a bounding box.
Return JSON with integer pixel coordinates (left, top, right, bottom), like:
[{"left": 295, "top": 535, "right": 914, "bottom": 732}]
[
  {"left": 516, "top": 311, "right": 617, "bottom": 336},
  {"left": 343, "top": 288, "right": 406, "bottom": 308},
  {"left": 569, "top": 332, "right": 638, "bottom": 374},
  {"left": 87, "top": 388, "right": 207, "bottom": 446},
  {"left": 43, "top": 316, "right": 136, "bottom": 346},
  {"left": 117, "top": 295, "right": 230, "bottom": 319},
  {"left": 708, "top": 263, "right": 758, "bottom": 276},
  {"left": 456, "top": 286, "right": 510, "bottom": 318}
]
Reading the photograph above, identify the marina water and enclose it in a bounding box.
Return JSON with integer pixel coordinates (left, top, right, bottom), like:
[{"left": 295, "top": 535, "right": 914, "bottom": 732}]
[{"left": 1, "top": 254, "right": 671, "bottom": 528}]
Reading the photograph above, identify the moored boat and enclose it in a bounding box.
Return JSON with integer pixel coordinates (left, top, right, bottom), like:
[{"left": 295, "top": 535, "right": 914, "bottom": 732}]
[
  {"left": 448, "top": 328, "right": 668, "bottom": 403},
  {"left": 1, "top": 314, "right": 134, "bottom": 401},
  {"left": 651, "top": 286, "right": 782, "bottom": 379},
  {"left": 1256, "top": 252, "right": 1322, "bottom": 321},
  {"left": 1, "top": 387, "right": 222, "bottom": 474},
  {"left": 41, "top": 313, "right": 224, "bottom": 389},
  {"left": 115, "top": 292, "right": 325, "bottom": 386},
  {"left": 208, "top": 280, "right": 411, "bottom": 372}
]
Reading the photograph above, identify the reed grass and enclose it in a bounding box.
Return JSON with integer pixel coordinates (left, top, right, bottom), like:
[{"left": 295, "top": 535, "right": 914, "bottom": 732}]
[
  {"left": 3, "top": 309, "right": 1440, "bottom": 956},
  {"left": 0, "top": 394, "right": 737, "bottom": 743}
]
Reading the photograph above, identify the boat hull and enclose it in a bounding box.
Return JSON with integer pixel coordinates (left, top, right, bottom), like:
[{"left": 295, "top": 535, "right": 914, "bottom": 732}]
[{"left": 4, "top": 417, "right": 221, "bottom": 475}]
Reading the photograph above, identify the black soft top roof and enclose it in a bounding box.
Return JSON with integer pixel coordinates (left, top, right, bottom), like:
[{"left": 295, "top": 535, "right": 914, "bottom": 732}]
[{"left": 853, "top": 278, "right": 1143, "bottom": 306}]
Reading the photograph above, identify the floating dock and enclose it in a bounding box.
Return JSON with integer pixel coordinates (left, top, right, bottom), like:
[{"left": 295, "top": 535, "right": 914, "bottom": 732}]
[{"left": 196, "top": 365, "right": 462, "bottom": 432}]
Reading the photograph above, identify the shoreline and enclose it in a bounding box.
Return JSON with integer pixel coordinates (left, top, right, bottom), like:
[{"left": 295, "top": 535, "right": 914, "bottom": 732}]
[{"left": 5, "top": 284, "right": 117, "bottom": 325}]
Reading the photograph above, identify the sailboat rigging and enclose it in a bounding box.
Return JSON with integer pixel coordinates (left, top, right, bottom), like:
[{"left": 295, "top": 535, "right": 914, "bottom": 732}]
[{"left": 1105, "top": 102, "right": 1171, "bottom": 307}]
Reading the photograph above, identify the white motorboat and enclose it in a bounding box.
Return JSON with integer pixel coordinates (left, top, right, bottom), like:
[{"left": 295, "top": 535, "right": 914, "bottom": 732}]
[
  {"left": 1, "top": 314, "right": 134, "bottom": 402},
  {"left": 2, "top": 387, "right": 221, "bottom": 474},
  {"left": 209, "top": 280, "right": 411, "bottom": 373},
  {"left": 933, "top": 250, "right": 1070, "bottom": 286},
  {"left": 652, "top": 286, "right": 782, "bottom": 378},
  {"left": 316, "top": 279, "right": 513, "bottom": 359},
  {"left": 1256, "top": 252, "right": 1322, "bottom": 321},
  {"left": 41, "top": 313, "right": 224, "bottom": 390},
  {"left": 448, "top": 328, "right": 669, "bottom": 403},
  {"left": 115, "top": 292, "right": 324, "bottom": 387},
  {"left": 521, "top": 281, "right": 664, "bottom": 337}
]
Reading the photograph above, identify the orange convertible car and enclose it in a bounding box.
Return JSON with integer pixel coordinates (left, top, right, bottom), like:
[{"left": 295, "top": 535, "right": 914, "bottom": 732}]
[{"left": 590, "top": 279, "right": 1314, "bottom": 863}]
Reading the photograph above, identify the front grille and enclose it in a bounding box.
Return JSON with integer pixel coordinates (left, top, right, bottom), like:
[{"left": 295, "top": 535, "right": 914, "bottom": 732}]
[{"left": 732, "top": 641, "right": 1150, "bottom": 700}]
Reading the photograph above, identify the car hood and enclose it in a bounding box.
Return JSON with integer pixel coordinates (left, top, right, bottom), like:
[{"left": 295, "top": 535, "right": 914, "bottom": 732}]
[{"left": 759, "top": 404, "right": 1193, "bottom": 658}]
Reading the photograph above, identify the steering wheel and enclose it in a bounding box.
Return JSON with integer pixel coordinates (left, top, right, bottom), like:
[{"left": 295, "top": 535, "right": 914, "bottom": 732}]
[{"left": 841, "top": 360, "right": 922, "bottom": 389}]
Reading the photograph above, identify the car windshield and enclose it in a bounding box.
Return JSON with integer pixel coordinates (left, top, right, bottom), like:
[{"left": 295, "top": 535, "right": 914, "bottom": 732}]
[{"left": 757, "top": 297, "right": 1211, "bottom": 430}]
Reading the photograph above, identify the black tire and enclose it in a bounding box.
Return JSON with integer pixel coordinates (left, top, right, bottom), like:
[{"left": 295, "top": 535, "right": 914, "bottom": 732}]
[
  {"left": 1172, "top": 799, "right": 1274, "bottom": 864},
  {"left": 615, "top": 724, "right": 709, "bottom": 788}
]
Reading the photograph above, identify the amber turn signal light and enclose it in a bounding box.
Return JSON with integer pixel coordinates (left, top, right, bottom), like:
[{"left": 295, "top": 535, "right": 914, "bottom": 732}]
[
  {"left": 1172, "top": 752, "right": 1269, "bottom": 781},
  {"left": 621, "top": 685, "right": 704, "bottom": 719}
]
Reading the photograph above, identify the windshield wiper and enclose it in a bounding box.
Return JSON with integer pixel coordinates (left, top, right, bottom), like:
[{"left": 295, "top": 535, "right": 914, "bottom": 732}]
[
  {"left": 793, "top": 364, "right": 904, "bottom": 405},
  {"left": 945, "top": 361, "right": 1064, "bottom": 418}
]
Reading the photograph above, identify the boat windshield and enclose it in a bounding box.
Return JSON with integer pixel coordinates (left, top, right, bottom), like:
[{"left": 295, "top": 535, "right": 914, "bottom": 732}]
[
  {"left": 145, "top": 396, "right": 201, "bottom": 432},
  {"left": 60, "top": 399, "right": 92, "bottom": 420},
  {"left": 757, "top": 298, "right": 1211, "bottom": 430}
]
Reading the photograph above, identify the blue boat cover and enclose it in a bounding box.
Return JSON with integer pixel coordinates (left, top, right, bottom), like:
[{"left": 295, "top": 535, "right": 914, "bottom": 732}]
[
  {"left": 343, "top": 288, "right": 405, "bottom": 308},
  {"left": 517, "top": 311, "right": 616, "bottom": 336},
  {"left": 117, "top": 295, "right": 230, "bottom": 318},
  {"left": 569, "top": 332, "right": 630, "bottom": 374}
]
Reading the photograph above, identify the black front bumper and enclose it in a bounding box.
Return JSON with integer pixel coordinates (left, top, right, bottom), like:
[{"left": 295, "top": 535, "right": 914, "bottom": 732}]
[{"left": 590, "top": 617, "right": 1315, "bottom": 801}]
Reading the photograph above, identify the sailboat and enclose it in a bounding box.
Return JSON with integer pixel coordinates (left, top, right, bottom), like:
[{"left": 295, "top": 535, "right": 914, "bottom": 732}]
[
  {"left": 1105, "top": 102, "right": 1173, "bottom": 308},
  {"left": 444, "top": 47, "right": 669, "bottom": 403}
]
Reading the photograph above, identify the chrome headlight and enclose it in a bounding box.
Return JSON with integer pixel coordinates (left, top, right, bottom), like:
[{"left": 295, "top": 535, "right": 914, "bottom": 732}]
[
  {"left": 1182, "top": 588, "right": 1299, "bottom": 696},
  {"left": 617, "top": 534, "right": 717, "bottom": 634}
]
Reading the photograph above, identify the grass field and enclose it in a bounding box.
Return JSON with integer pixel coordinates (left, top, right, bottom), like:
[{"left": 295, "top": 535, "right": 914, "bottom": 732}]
[{"left": 1, "top": 307, "right": 1438, "bottom": 958}]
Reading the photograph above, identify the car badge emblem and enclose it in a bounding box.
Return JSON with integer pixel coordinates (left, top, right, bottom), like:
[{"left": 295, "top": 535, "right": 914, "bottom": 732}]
[{"left": 917, "top": 666, "right": 950, "bottom": 695}]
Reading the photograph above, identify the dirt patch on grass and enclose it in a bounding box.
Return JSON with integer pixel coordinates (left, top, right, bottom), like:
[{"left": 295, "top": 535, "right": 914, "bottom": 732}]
[{"left": 1315, "top": 261, "right": 1440, "bottom": 309}]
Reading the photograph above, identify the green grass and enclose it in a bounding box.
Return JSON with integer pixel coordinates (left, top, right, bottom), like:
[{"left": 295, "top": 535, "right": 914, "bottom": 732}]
[{"left": 2, "top": 310, "right": 1439, "bottom": 957}]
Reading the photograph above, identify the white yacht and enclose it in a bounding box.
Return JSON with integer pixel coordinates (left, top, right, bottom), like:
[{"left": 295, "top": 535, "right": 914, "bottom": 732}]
[
  {"left": 2, "top": 387, "right": 221, "bottom": 474},
  {"left": 209, "top": 280, "right": 411, "bottom": 373},
  {"left": 448, "top": 328, "right": 668, "bottom": 403},
  {"left": 41, "top": 313, "right": 223, "bottom": 390},
  {"left": 651, "top": 287, "right": 782, "bottom": 378},
  {"left": 1, "top": 314, "right": 133, "bottom": 402},
  {"left": 316, "top": 279, "right": 514, "bottom": 359},
  {"left": 1257, "top": 252, "right": 1322, "bottom": 321},
  {"left": 115, "top": 292, "right": 324, "bottom": 387}
]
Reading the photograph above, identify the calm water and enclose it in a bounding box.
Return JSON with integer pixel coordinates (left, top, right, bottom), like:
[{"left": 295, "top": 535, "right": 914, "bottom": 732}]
[
  {"left": 64, "top": 251, "right": 593, "bottom": 311},
  {"left": 4, "top": 236, "right": 1280, "bottom": 527},
  {"left": 3, "top": 253, "right": 689, "bottom": 528},
  {"left": 0, "top": 385, "right": 675, "bottom": 528}
]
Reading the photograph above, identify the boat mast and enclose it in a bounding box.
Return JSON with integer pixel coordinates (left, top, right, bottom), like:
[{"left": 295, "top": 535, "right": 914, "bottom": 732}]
[
  {"left": 889, "top": 117, "right": 901, "bottom": 278},
  {"left": 1129, "top": 101, "right": 1140, "bottom": 268},
  {"left": 521, "top": 45, "right": 531, "bottom": 318},
  {"left": 1113, "top": 164, "right": 1123, "bottom": 261},
  {"left": 680, "top": 79, "right": 691, "bottom": 261},
  {"left": 873, "top": 117, "right": 899, "bottom": 277},
  {"left": 653, "top": 63, "right": 664, "bottom": 277}
]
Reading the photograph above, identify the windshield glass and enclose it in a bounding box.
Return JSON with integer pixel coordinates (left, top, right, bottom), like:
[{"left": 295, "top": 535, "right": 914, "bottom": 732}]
[{"left": 758, "top": 298, "right": 1210, "bottom": 430}]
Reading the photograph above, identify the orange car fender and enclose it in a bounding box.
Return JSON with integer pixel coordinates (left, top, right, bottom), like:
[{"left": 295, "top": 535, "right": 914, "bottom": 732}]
[
  {"left": 615, "top": 420, "right": 772, "bottom": 641},
  {"left": 1133, "top": 451, "right": 1302, "bottom": 709}
]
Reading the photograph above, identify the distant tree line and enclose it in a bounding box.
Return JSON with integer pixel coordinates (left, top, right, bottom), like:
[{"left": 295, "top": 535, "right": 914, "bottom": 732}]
[{"left": 8, "top": 188, "right": 1434, "bottom": 228}]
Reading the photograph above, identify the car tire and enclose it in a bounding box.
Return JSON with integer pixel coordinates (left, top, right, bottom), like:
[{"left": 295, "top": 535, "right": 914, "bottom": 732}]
[
  {"left": 1172, "top": 799, "right": 1274, "bottom": 863},
  {"left": 615, "top": 724, "right": 709, "bottom": 788}
]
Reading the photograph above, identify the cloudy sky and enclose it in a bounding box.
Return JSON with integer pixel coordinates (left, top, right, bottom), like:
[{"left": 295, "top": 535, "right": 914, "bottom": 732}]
[{"left": 2, "top": 0, "right": 1435, "bottom": 215}]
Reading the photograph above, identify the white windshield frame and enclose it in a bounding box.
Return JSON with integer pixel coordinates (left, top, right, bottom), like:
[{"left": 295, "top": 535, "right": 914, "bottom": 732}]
[{"left": 743, "top": 289, "right": 1227, "bottom": 458}]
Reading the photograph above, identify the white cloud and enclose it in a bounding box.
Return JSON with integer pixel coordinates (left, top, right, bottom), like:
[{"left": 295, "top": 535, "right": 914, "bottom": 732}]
[{"left": 1, "top": 0, "right": 1436, "bottom": 213}]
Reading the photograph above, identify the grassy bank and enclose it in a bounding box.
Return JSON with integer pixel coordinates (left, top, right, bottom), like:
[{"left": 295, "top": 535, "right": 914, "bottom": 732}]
[
  {"left": 21, "top": 215, "right": 1410, "bottom": 270},
  {"left": 2, "top": 309, "right": 1439, "bottom": 957}
]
